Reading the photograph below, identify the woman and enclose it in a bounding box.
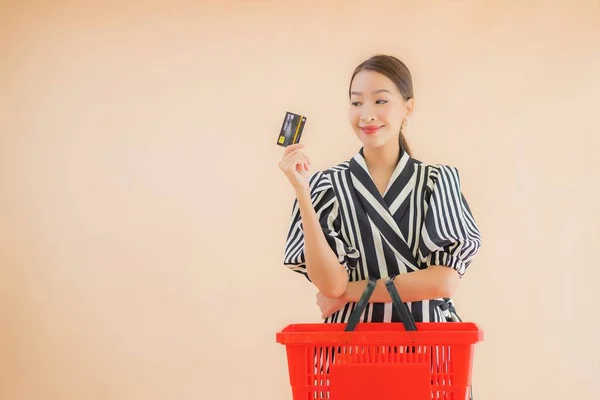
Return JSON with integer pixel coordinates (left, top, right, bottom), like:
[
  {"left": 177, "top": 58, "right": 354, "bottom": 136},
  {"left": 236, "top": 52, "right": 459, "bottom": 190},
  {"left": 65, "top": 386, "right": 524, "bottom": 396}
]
[{"left": 279, "top": 54, "right": 482, "bottom": 325}]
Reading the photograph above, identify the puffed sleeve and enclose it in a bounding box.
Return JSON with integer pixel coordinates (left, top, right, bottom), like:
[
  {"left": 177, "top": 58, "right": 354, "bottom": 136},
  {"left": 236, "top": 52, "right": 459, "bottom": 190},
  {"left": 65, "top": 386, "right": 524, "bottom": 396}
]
[
  {"left": 419, "top": 165, "right": 482, "bottom": 277},
  {"left": 283, "top": 171, "right": 360, "bottom": 281}
]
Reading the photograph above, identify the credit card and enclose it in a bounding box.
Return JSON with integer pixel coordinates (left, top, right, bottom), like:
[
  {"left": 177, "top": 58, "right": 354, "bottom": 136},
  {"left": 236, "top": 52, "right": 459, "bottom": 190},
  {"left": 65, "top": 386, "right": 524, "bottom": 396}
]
[{"left": 276, "top": 112, "right": 306, "bottom": 147}]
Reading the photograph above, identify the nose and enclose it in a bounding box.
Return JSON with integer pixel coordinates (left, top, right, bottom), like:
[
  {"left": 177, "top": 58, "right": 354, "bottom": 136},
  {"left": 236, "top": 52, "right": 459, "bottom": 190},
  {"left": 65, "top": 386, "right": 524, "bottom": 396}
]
[
  {"left": 360, "top": 103, "right": 376, "bottom": 123},
  {"left": 360, "top": 115, "right": 375, "bottom": 123}
]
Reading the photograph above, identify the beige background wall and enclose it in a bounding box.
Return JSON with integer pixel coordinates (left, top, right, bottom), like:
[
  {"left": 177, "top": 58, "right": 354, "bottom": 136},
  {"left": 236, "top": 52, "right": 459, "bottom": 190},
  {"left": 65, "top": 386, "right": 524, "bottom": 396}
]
[{"left": 1, "top": 0, "right": 599, "bottom": 399}]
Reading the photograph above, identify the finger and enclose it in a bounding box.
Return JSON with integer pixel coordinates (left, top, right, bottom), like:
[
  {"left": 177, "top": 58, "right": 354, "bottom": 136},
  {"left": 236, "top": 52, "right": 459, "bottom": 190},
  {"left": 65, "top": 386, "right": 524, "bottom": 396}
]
[
  {"left": 298, "top": 159, "right": 311, "bottom": 173},
  {"left": 280, "top": 156, "right": 304, "bottom": 172},
  {"left": 280, "top": 154, "right": 302, "bottom": 171},
  {"left": 293, "top": 152, "right": 311, "bottom": 167},
  {"left": 282, "top": 149, "right": 303, "bottom": 161},
  {"left": 282, "top": 148, "right": 311, "bottom": 165},
  {"left": 281, "top": 154, "right": 310, "bottom": 172},
  {"left": 283, "top": 143, "right": 305, "bottom": 156},
  {"left": 299, "top": 150, "right": 311, "bottom": 165}
]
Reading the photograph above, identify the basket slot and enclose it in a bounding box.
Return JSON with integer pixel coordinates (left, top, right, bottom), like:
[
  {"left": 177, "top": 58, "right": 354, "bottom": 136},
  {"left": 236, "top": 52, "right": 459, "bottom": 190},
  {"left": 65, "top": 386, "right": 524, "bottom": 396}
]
[
  {"left": 431, "top": 344, "right": 454, "bottom": 399},
  {"left": 309, "top": 346, "right": 337, "bottom": 399},
  {"left": 298, "top": 343, "right": 470, "bottom": 399}
]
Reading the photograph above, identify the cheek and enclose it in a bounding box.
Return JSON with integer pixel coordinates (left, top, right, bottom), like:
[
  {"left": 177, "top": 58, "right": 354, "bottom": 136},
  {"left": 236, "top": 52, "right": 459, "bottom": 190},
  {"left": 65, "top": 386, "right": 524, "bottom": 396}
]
[
  {"left": 348, "top": 108, "right": 360, "bottom": 125},
  {"left": 378, "top": 107, "right": 402, "bottom": 128},
  {"left": 376, "top": 107, "right": 393, "bottom": 122}
]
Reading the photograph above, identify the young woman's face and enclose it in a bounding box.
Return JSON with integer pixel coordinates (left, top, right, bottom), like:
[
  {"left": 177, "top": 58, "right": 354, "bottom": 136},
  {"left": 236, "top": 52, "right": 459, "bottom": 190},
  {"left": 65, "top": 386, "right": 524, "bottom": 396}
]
[{"left": 349, "top": 70, "right": 412, "bottom": 148}]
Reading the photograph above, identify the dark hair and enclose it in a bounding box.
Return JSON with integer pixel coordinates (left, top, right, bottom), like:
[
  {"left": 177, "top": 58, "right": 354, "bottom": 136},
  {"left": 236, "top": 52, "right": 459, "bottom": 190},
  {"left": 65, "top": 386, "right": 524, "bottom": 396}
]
[{"left": 349, "top": 55, "right": 414, "bottom": 156}]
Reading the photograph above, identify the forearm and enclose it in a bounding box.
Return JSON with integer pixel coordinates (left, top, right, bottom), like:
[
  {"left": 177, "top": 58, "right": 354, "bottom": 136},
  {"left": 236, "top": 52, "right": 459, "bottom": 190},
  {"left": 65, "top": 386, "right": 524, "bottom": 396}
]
[
  {"left": 341, "top": 266, "right": 459, "bottom": 303},
  {"left": 296, "top": 189, "right": 349, "bottom": 297}
]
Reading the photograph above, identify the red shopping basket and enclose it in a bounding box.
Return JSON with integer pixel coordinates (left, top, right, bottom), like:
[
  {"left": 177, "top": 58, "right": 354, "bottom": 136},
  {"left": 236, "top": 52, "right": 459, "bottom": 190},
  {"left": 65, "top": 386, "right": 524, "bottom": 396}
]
[{"left": 276, "top": 277, "right": 483, "bottom": 400}]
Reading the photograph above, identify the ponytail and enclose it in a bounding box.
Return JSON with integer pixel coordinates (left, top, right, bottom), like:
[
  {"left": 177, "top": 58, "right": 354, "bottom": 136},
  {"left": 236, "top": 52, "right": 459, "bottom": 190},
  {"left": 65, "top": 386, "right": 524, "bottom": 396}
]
[{"left": 398, "top": 130, "right": 412, "bottom": 157}]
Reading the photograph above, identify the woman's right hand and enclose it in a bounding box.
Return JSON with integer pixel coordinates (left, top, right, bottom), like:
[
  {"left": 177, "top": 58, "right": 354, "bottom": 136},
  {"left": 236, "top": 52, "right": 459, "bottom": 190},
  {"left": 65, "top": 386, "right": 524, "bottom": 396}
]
[{"left": 279, "top": 143, "right": 312, "bottom": 193}]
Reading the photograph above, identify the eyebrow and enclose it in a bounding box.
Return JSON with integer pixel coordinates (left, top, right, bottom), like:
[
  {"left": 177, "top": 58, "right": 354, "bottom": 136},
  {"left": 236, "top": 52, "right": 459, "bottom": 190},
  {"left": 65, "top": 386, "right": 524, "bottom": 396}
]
[{"left": 350, "top": 89, "right": 391, "bottom": 96}]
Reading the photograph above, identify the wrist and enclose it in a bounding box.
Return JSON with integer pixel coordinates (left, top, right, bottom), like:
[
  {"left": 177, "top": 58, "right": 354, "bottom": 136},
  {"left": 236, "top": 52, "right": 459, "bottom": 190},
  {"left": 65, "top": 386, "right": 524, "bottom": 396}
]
[{"left": 341, "top": 281, "right": 358, "bottom": 302}]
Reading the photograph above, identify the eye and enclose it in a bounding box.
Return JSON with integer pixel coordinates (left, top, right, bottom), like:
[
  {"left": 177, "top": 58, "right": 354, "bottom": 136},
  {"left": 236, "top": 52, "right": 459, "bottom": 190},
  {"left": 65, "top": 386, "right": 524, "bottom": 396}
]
[
  {"left": 376, "top": 100, "right": 388, "bottom": 104},
  {"left": 351, "top": 101, "right": 362, "bottom": 106}
]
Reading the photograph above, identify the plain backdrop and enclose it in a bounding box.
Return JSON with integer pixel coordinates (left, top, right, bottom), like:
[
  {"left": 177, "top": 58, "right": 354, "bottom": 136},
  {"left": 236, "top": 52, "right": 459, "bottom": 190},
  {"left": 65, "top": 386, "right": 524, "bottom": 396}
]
[{"left": 1, "top": 0, "right": 600, "bottom": 399}]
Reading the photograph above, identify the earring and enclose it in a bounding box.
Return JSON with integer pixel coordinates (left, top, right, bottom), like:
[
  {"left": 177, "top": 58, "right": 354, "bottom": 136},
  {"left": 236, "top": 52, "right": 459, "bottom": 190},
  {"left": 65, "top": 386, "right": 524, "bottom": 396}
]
[{"left": 402, "top": 118, "right": 410, "bottom": 129}]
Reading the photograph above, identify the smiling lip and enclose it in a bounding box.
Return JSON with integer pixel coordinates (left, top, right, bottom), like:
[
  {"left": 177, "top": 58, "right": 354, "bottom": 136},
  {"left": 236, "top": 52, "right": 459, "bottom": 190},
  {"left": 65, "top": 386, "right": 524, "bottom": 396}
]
[{"left": 360, "top": 125, "right": 383, "bottom": 135}]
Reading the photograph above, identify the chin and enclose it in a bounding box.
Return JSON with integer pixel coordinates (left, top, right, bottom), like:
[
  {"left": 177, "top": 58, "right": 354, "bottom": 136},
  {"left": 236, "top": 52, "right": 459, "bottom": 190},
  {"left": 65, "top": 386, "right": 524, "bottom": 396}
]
[{"left": 357, "top": 135, "right": 389, "bottom": 148}]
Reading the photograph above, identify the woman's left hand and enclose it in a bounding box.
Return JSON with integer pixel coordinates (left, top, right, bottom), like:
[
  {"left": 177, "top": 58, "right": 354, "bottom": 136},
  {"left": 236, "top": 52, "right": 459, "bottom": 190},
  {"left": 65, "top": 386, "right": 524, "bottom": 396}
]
[{"left": 316, "top": 291, "right": 347, "bottom": 319}]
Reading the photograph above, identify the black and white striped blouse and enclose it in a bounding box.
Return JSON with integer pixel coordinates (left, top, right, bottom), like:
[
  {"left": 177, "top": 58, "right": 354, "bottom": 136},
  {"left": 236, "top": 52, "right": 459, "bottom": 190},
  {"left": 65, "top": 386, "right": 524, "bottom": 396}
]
[{"left": 283, "top": 147, "right": 482, "bottom": 323}]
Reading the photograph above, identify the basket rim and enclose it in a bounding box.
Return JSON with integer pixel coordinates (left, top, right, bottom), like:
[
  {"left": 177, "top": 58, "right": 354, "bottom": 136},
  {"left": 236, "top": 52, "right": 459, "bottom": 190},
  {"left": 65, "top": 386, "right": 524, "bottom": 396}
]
[{"left": 275, "top": 322, "right": 484, "bottom": 345}]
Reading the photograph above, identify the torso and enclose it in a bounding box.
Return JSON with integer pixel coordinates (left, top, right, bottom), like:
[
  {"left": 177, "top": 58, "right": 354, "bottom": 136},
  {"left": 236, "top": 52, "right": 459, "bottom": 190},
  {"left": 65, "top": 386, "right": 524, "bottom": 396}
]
[
  {"left": 284, "top": 147, "right": 481, "bottom": 325},
  {"left": 322, "top": 156, "right": 450, "bottom": 324}
]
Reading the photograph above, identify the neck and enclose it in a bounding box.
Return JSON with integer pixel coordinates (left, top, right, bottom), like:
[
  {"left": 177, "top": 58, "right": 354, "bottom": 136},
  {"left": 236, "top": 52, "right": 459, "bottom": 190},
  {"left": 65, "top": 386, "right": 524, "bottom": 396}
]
[{"left": 363, "top": 142, "right": 401, "bottom": 173}]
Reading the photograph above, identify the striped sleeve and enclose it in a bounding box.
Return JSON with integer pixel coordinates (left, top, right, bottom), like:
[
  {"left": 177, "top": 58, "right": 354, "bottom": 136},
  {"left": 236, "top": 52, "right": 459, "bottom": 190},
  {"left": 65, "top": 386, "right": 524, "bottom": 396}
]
[
  {"left": 419, "top": 165, "right": 482, "bottom": 277},
  {"left": 283, "top": 171, "right": 360, "bottom": 280}
]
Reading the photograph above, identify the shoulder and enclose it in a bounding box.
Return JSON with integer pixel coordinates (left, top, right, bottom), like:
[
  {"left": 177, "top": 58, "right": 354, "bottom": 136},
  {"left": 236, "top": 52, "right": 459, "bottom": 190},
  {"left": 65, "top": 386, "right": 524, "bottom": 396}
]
[
  {"left": 411, "top": 158, "right": 462, "bottom": 191},
  {"left": 307, "top": 160, "right": 351, "bottom": 192},
  {"left": 430, "top": 164, "right": 461, "bottom": 184},
  {"left": 322, "top": 160, "right": 351, "bottom": 178}
]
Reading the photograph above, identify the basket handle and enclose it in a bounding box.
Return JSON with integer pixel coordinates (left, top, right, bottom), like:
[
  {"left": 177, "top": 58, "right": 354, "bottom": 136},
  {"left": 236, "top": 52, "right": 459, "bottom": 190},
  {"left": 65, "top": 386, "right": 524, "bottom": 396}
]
[
  {"left": 344, "top": 277, "right": 377, "bottom": 331},
  {"left": 344, "top": 275, "right": 417, "bottom": 332},
  {"left": 385, "top": 274, "right": 417, "bottom": 331}
]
